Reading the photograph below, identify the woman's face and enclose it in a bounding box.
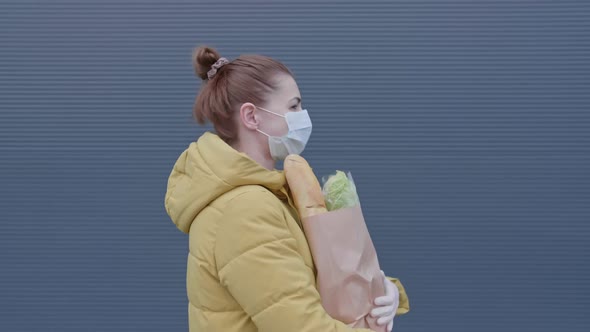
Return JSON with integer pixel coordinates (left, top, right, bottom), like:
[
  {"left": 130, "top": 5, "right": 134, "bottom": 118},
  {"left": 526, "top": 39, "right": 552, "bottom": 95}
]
[
  {"left": 255, "top": 74, "right": 303, "bottom": 137},
  {"left": 235, "top": 73, "right": 304, "bottom": 167}
]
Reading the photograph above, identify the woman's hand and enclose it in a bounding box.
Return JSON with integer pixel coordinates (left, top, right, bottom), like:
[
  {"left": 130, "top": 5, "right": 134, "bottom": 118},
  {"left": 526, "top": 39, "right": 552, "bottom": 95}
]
[{"left": 370, "top": 270, "right": 400, "bottom": 331}]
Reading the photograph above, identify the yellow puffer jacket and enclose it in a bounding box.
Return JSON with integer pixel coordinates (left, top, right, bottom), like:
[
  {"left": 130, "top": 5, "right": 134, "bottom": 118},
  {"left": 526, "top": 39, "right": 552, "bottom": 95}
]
[{"left": 164, "top": 131, "right": 409, "bottom": 332}]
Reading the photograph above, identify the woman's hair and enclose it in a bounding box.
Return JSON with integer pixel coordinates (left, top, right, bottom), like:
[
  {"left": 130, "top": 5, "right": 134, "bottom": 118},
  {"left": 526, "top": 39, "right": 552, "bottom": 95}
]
[{"left": 192, "top": 45, "right": 294, "bottom": 144}]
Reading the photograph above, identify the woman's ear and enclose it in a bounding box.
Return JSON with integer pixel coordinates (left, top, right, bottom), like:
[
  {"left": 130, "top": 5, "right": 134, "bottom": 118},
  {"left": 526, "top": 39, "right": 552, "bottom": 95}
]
[{"left": 239, "top": 102, "right": 259, "bottom": 130}]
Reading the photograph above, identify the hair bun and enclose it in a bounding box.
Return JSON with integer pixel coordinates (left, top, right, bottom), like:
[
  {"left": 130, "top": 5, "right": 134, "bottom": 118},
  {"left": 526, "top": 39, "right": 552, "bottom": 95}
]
[{"left": 193, "top": 45, "right": 222, "bottom": 80}]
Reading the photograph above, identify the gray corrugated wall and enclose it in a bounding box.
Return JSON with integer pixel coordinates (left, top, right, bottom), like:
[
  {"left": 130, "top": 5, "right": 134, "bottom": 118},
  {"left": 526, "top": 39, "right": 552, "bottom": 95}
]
[{"left": 1, "top": 0, "right": 589, "bottom": 331}]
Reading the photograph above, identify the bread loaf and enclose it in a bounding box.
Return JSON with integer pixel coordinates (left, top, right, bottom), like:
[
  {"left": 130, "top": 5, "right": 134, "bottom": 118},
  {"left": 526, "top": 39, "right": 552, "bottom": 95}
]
[{"left": 284, "top": 154, "right": 328, "bottom": 218}]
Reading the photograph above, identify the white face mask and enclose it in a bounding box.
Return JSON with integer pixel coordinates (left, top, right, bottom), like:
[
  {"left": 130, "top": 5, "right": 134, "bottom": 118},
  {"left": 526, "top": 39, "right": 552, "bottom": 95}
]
[{"left": 255, "top": 106, "right": 313, "bottom": 161}]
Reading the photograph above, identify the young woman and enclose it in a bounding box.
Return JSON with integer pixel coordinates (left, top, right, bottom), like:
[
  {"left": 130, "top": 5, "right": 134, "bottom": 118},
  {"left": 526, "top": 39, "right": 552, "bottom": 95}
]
[{"left": 164, "top": 45, "right": 408, "bottom": 332}]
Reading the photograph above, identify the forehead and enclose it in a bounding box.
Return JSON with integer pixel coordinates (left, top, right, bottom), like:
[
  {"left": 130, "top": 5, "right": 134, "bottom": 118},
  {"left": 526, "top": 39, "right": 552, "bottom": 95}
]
[{"left": 271, "top": 74, "right": 300, "bottom": 100}]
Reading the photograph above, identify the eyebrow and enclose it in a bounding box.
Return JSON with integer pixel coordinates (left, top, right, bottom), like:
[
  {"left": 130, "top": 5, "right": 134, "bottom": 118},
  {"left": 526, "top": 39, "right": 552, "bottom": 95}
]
[{"left": 290, "top": 97, "right": 301, "bottom": 104}]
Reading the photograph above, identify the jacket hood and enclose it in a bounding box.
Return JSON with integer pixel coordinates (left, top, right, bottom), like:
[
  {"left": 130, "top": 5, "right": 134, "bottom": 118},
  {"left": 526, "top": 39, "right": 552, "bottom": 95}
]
[{"left": 164, "top": 131, "right": 287, "bottom": 233}]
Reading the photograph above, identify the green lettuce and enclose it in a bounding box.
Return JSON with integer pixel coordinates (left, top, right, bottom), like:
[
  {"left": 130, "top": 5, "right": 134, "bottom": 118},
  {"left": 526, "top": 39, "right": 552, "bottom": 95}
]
[{"left": 322, "top": 170, "right": 360, "bottom": 211}]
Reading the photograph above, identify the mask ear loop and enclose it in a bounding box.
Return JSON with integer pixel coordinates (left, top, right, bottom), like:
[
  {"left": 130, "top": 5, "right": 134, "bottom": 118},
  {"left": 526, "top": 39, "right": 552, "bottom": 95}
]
[
  {"left": 256, "top": 128, "right": 270, "bottom": 137},
  {"left": 254, "top": 105, "right": 286, "bottom": 137},
  {"left": 256, "top": 106, "right": 286, "bottom": 118}
]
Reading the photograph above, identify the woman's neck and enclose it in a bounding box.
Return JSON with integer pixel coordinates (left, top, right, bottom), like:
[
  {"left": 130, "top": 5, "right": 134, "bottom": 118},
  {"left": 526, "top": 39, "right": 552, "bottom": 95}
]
[{"left": 231, "top": 140, "right": 275, "bottom": 171}]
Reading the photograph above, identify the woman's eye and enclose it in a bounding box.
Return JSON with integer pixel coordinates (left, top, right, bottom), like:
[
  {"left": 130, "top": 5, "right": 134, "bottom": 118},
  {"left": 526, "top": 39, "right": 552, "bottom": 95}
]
[{"left": 291, "top": 105, "right": 298, "bottom": 110}]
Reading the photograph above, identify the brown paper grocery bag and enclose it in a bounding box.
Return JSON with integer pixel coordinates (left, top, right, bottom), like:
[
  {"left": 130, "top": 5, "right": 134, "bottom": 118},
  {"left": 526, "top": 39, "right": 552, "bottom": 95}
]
[{"left": 302, "top": 205, "right": 387, "bottom": 332}]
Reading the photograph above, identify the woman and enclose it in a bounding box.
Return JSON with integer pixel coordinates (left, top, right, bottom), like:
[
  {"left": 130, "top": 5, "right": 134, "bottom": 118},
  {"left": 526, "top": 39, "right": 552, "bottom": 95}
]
[{"left": 164, "top": 45, "right": 409, "bottom": 332}]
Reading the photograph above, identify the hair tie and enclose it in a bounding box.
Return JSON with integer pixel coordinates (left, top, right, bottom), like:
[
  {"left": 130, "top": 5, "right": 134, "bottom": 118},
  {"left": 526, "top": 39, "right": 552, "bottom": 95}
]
[{"left": 207, "top": 57, "right": 230, "bottom": 80}]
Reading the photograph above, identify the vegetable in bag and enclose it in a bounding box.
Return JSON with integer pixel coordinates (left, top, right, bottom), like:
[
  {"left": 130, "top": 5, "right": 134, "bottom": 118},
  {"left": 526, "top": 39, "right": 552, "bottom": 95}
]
[{"left": 322, "top": 170, "right": 360, "bottom": 211}]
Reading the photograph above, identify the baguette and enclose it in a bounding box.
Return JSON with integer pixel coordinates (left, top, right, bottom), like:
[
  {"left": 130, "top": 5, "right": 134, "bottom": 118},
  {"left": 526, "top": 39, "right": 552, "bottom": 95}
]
[{"left": 284, "top": 154, "right": 328, "bottom": 218}]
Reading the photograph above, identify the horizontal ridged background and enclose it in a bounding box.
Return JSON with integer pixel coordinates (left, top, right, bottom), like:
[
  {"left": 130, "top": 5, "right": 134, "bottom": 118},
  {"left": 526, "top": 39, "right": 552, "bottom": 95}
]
[{"left": 1, "top": 0, "right": 589, "bottom": 331}]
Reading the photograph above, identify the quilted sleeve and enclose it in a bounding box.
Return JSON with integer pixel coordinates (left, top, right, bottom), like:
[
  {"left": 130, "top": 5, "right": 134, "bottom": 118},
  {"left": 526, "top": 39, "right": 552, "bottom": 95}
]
[
  {"left": 385, "top": 276, "right": 410, "bottom": 315},
  {"left": 215, "top": 189, "right": 374, "bottom": 332}
]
